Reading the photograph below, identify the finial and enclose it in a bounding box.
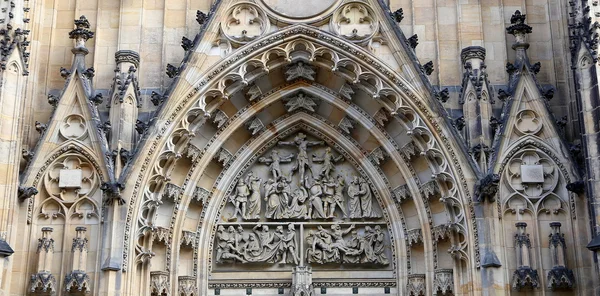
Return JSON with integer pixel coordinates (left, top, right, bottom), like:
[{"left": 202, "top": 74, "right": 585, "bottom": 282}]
[
  {"left": 69, "top": 15, "right": 94, "bottom": 55},
  {"left": 506, "top": 11, "right": 532, "bottom": 50}
]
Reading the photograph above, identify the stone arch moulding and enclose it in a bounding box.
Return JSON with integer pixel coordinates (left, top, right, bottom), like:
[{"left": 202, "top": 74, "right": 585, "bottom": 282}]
[{"left": 122, "top": 24, "right": 480, "bottom": 294}]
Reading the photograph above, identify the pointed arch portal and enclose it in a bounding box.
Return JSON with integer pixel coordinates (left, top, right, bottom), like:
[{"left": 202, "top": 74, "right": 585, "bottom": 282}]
[{"left": 121, "top": 24, "right": 479, "bottom": 295}]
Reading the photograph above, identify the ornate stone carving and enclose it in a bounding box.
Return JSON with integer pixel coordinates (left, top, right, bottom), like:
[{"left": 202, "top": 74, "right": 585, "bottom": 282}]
[
  {"left": 221, "top": 2, "right": 269, "bottom": 45},
  {"left": 338, "top": 116, "right": 355, "bottom": 134},
  {"left": 347, "top": 175, "right": 380, "bottom": 218},
  {"left": 30, "top": 272, "right": 57, "bottom": 294},
  {"left": 330, "top": 2, "right": 378, "bottom": 44},
  {"left": 178, "top": 276, "right": 197, "bottom": 296},
  {"left": 514, "top": 110, "right": 542, "bottom": 135},
  {"left": 474, "top": 174, "right": 500, "bottom": 202},
  {"left": 291, "top": 266, "right": 314, "bottom": 296},
  {"left": 407, "top": 229, "right": 422, "bottom": 246},
  {"left": 307, "top": 224, "right": 388, "bottom": 265},
  {"left": 59, "top": 114, "right": 87, "bottom": 140},
  {"left": 284, "top": 93, "right": 318, "bottom": 112},
  {"left": 512, "top": 222, "right": 539, "bottom": 290},
  {"left": 214, "top": 148, "right": 233, "bottom": 166},
  {"left": 212, "top": 110, "right": 228, "bottom": 129},
  {"left": 150, "top": 271, "right": 170, "bottom": 295},
  {"left": 368, "top": 147, "right": 387, "bottom": 166},
  {"left": 164, "top": 183, "right": 182, "bottom": 200},
  {"left": 152, "top": 227, "right": 169, "bottom": 244},
  {"left": 392, "top": 185, "right": 410, "bottom": 203},
  {"left": 547, "top": 222, "right": 575, "bottom": 290},
  {"left": 245, "top": 117, "right": 264, "bottom": 135},
  {"left": 285, "top": 62, "right": 316, "bottom": 81},
  {"left": 407, "top": 274, "right": 425, "bottom": 296},
  {"left": 246, "top": 84, "right": 262, "bottom": 102},
  {"left": 64, "top": 271, "right": 90, "bottom": 293},
  {"left": 433, "top": 269, "right": 453, "bottom": 295},
  {"left": 18, "top": 186, "right": 38, "bottom": 201},
  {"left": 181, "top": 231, "right": 196, "bottom": 248},
  {"left": 193, "top": 186, "right": 210, "bottom": 204},
  {"left": 506, "top": 151, "right": 557, "bottom": 199},
  {"left": 339, "top": 84, "right": 354, "bottom": 100}
]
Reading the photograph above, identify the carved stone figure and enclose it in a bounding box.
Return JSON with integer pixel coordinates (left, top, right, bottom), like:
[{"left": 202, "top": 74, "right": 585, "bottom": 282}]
[
  {"left": 278, "top": 133, "right": 324, "bottom": 187},
  {"left": 216, "top": 226, "right": 246, "bottom": 263},
  {"left": 347, "top": 176, "right": 364, "bottom": 218},
  {"left": 307, "top": 177, "right": 327, "bottom": 219},
  {"left": 258, "top": 150, "right": 293, "bottom": 180},
  {"left": 313, "top": 147, "right": 343, "bottom": 179},
  {"left": 372, "top": 225, "right": 389, "bottom": 265},
  {"left": 230, "top": 179, "right": 251, "bottom": 220},
  {"left": 265, "top": 179, "right": 284, "bottom": 219},
  {"left": 246, "top": 172, "right": 261, "bottom": 220},
  {"left": 277, "top": 224, "right": 299, "bottom": 264},
  {"left": 359, "top": 177, "right": 379, "bottom": 218},
  {"left": 285, "top": 62, "right": 316, "bottom": 81}
]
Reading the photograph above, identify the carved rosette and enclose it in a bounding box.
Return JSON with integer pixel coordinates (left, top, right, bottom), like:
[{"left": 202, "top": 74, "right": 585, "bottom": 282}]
[
  {"left": 220, "top": 2, "right": 270, "bottom": 46},
  {"left": 330, "top": 2, "right": 379, "bottom": 44}
]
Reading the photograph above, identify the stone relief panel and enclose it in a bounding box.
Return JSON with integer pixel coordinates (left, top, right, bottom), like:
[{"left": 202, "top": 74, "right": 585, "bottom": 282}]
[
  {"left": 221, "top": 2, "right": 270, "bottom": 46},
  {"left": 213, "top": 131, "right": 391, "bottom": 272},
  {"left": 330, "top": 2, "right": 379, "bottom": 44}
]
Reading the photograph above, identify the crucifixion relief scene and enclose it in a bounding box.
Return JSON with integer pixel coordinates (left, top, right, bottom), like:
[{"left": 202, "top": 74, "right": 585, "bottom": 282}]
[{"left": 2, "top": 0, "right": 600, "bottom": 295}]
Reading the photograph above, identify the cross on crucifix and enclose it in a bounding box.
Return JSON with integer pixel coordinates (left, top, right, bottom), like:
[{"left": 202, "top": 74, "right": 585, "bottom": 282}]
[{"left": 278, "top": 133, "right": 324, "bottom": 186}]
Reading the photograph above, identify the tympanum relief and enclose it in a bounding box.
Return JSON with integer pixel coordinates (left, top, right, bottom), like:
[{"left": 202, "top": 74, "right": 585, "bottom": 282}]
[{"left": 215, "top": 132, "right": 390, "bottom": 270}]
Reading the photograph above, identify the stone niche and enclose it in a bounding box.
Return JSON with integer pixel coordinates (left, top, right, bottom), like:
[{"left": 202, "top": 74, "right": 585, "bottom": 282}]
[{"left": 212, "top": 131, "right": 394, "bottom": 281}]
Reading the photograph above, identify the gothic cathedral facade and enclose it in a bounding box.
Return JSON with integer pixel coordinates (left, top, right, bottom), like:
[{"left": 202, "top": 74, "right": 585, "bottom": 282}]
[{"left": 1, "top": 0, "right": 600, "bottom": 295}]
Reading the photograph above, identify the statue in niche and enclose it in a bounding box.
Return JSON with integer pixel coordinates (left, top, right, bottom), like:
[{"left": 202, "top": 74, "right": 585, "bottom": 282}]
[
  {"left": 307, "top": 176, "right": 327, "bottom": 219},
  {"left": 258, "top": 150, "right": 293, "bottom": 181},
  {"left": 230, "top": 179, "right": 251, "bottom": 220},
  {"left": 347, "top": 176, "right": 364, "bottom": 218},
  {"left": 216, "top": 225, "right": 247, "bottom": 263},
  {"left": 278, "top": 133, "right": 324, "bottom": 187},
  {"left": 246, "top": 172, "right": 262, "bottom": 220},
  {"left": 313, "top": 147, "right": 343, "bottom": 179},
  {"left": 276, "top": 224, "right": 300, "bottom": 264}
]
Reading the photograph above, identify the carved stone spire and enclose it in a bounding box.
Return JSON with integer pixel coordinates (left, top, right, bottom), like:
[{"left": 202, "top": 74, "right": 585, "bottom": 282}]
[
  {"left": 459, "top": 46, "right": 494, "bottom": 171},
  {"left": 69, "top": 16, "right": 94, "bottom": 55},
  {"left": 109, "top": 50, "right": 141, "bottom": 162}
]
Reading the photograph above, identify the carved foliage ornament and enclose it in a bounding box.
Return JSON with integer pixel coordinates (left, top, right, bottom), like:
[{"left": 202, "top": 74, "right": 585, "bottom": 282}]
[
  {"left": 221, "top": 2, "right": 270, "bottom": 46},
  {"left": 330, "top": 2, "right": 378, "bottom": 44}
]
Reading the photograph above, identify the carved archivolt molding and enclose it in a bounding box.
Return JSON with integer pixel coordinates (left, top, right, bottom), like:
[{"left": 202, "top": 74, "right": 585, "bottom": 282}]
[
  {"left": 221, "top": 2, "right": 270, "bottom": 46},
  {"left": 123, "top": 25, "right": 477, "bottom": 274},
  {"left": 330, "top": 2, "right": 379, "bottom": 45}
]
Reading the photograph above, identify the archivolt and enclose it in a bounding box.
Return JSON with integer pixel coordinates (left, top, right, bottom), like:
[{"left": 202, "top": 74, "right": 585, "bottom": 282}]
[{"left": 122, "top": 24, "right": 479, "bottom": 292}]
